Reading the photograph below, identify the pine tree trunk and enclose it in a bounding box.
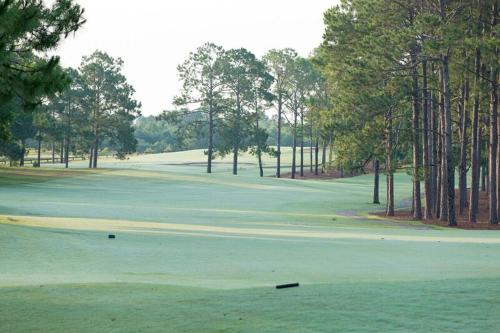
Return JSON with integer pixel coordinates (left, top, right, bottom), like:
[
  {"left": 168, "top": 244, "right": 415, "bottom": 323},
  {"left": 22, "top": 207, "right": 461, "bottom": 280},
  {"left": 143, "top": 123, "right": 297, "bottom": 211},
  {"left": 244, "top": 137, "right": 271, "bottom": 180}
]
[
  {"left": 315, "top": 136, "right": 319, "bottom": 176},
  {"left": 88, "top": 148, "right": 93, "bottom": 169},
  {"left": 309, "top": 124, "right": 313, "bottom": 173},
  {"left": 92, "top": 126, "right": 98, "bottom": 169},
  {"left": 207, "top": 103, "right": 214, "bottom": 174},
  {"left": 410, "top": 49, "right": 422, "bottom": 220},
  {"left": 36, "top": 135, "right": 42, "bottom": 167},
  {"left": 439, "top": 82, "right": 448, "bottom": 222},
  {"left": 292, "top": 107, "right": 297, "bottom": 179},
  {"left": 481, "top": 163, "right": 487, "bottom": 192},
  {"left": 276, "top": 96, "right": 282, "bottom": 178},
  {"left": 422, "top": 61, "right": 432, "bottom": 219},
  {"left": 233, "top": 146, "right": 238, "bottom": 175},
  {"left": 51, "top": 142, "right": 55, "bottom": 164},
  {"left": 20, "top": 140, "right": 25, "bottom": 166},
  {"left": 442, "top": 54, "right": 457, "bottom": 226},
  {"left": 430, "top": 89, "right": 438, "bottom": 216},
  {"left": 470, "top": 48, "right": 481, "bottom": 223},
  {"left": 459, "top": 77, "right": 470, "bottom": 215},
  {"left": 488, "top": 3, "right": 498, "bottom": 224},
  {"left": 321, "top": 139, "right": 327, "bottom": 174},
  {"left": 60, "top": 141, "right": 64, "bottom": 164},
  {"left": 300, "top": 109, "right": 304, "bottom": 177},
  {"left": 373, "top": 159, "right": 380, "bottom": 204},
  {"left": 386, "top": 110, "right": 394, "bottom": 216}
]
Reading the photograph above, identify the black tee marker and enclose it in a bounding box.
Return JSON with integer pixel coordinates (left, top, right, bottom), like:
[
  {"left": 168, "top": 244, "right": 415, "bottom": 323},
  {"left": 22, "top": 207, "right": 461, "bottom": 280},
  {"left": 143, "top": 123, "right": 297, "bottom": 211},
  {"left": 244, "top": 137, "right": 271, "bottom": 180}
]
[
  {"left": 276, "top": 283, "right": 299, "bottom": 289},
  {"left": 108, "top": 234, "right": 116, "bottom": 239}
]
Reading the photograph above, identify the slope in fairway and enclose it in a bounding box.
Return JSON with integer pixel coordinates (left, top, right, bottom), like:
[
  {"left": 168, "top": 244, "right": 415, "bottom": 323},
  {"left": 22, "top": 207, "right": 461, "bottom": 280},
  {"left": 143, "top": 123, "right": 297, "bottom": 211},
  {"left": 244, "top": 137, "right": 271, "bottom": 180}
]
[{"left": 1, "top": 150, "right": 500, "bottom": 332}]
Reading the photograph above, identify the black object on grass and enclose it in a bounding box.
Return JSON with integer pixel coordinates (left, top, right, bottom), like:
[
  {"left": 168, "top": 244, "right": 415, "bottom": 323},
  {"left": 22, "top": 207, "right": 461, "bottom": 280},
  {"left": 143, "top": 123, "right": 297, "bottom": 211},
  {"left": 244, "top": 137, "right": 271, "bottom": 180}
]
[
  {"left": 276, "top": 283, "right": 299, "bottom": 289},
  {"left": 108, "top": 234, "right": 116, "bottom": 239}
]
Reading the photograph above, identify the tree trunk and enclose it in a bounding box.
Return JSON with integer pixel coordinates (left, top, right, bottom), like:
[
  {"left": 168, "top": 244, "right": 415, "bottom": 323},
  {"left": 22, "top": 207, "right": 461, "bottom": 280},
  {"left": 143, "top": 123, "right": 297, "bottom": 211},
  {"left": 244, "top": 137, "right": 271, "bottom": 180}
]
[
  {"left": 88, "top": 148, "right": 93, "bottom": 169},
  {"left": 470, "top": 48, "right": 481, "bottom": 223},
  {"left": 459, "top": 77, "right": 470, "bottom": 215},
  {"left": 276, "top": 96, "right": 282, "bottom": 178},
  {"left": 481, "top": 163, "right": 487, "bottom": 192},
  {"left": 439, "top": 80, "right": 448, "bottom": 222},
  {"left": 292, "top": 107, "right": 297, "bottom": 179},
  {"left": 92, "top": 127, "right": 98, "bottom": 169},
  {"left": 309, "top": 124, "right": 313, "bottom": 173},
  {"left": 488, "top": 3, "right": 498, "bottom": 224},
  {"left": 207, "top": 103, "right": 214, "bottom": 174},
  {"left": 422, "top": 61, "right": 432, "bottom": 219},
  {"left": 20, "top": 140, "right": 25, "bottom": 166},
  {"left": 300, "top": 109, "right": 304, "bottom": 177},
  {"left": 315, "top": 136, "right": 319, "bottom": 176},
  {"left": 386, "top": 110, "right": 394, "bottom": 216},
  {"left": 410, "top": 49, "right": 422, "bottom": 220},
  {"left": 233, "top": 146, "right": 238, "bottom": 176},
  {"left": 373, "top": 159, "right": 380, "bottom": 204},
  {"left": 321, "top": 139, "right": 327, "bottom": 174},
  {"left": 51, "top": 142, "right": 55, "bottom": 164},
  {"left": 36, "top": 135, "right": 42, "bottom": 167},
  {"left": 430, "top": 89, "right": 438, "bottom": 216},
  {"left": 442, "top": 54, "right": 457, "bottom": 226},
  {"left": 60, "top": 141, "right": 64, "bottom": 164}
]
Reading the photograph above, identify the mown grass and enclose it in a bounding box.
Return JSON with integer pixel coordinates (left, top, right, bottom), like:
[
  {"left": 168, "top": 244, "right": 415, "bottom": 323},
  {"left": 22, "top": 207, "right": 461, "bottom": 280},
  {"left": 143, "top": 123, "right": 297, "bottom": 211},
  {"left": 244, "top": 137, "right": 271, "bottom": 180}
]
[{"left": 0, "top": 150, "right": 499, "bottom": 332}]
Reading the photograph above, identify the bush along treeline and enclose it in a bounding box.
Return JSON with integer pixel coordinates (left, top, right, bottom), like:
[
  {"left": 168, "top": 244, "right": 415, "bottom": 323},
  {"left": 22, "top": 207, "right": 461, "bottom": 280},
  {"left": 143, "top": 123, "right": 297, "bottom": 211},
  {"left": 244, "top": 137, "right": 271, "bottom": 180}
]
[
  {"left": 0, "top": 1, "right": 141, "bottom": 168},
  {"left": 160, "top": 43, "right": 335, "bottom": 177},
  {"left": 317, "top": 0, "right": 498, "bottom": 225}
]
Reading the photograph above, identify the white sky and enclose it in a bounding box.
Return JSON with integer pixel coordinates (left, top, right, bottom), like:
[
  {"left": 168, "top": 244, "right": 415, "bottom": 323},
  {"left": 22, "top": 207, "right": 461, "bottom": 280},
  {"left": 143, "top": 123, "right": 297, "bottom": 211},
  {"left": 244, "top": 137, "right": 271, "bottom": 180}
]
[{"left": 54, "top": 0, "right": 338, "bottom": 116}]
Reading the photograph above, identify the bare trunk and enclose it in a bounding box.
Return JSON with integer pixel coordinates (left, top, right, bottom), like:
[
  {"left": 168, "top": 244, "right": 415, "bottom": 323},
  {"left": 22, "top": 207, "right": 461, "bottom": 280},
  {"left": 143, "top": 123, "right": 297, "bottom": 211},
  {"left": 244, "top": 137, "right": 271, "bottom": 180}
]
[
  {"left": 422, "top": 61, "right": 432, "bottom": 219},
  {"left": 300, "top": 109, "right": 304, "bottom": 177},
  {"left": 276, "top": 96, "right": 282, "bottom": 178},
  {"left": 315, "top": 136, "right": 319, "bottom": 176},
  {"left": 488, "top": 3, "right": 498, "bottom": 224},
  {"left": 442, "top": 54, "right": 457, "bottom": 226},
  {"left": 459, "top": 77, "right": 470, "bottom": 215},
  {"left": 386, "top": 110, "right": 394, "bottom": 216},
  {"left": 36, "top": 135, "right": 42, "bottom": 167},
  {"left": 233, "top": 147, "right": 238, "bottom": 176},
  {"left": 373, "top": 160, "right": 380, "bottom": 204},
  {"left": 411, "top": 49, "right": 422, "bottom": 220},
  {"left": 20, "top": 140, "right": 25, "bottom": 166},
  {"left": 470, "top": 48, "right": 481, "bottom": 223},
  {"left": 309, "top": 124, "right": 313, "bottom": 173},
  {"left": 207, "top": 103, "right": 214, "bottom": 174},
  {"left": 292, "top": 107, "right": 297, "bottom": 179},
  {"left": 430, "top": 88, "right": 438, "bottom": 216}
]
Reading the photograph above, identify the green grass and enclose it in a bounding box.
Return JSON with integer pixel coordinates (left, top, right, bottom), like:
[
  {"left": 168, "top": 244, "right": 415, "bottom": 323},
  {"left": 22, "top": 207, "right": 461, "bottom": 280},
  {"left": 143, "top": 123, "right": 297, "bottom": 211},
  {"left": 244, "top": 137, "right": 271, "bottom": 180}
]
[{"left": 1, "top": 149, "right": 499, "bottom": 332}]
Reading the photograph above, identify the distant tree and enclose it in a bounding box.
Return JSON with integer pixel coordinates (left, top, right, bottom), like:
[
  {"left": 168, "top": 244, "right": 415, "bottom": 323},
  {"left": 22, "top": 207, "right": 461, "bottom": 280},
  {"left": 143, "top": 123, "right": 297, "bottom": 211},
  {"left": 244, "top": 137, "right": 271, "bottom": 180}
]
[
  {"left": 263, "top": 49, "right": 297, "bottom": 178},
  {"left": 79, "top": 51, "right": 141, "bottom": 168},
  {"left": 173, "top": 43, "right": 225, "bottom": 173},
  {"left": 216, "top": 48, "right": 271, "bottom": 175}
]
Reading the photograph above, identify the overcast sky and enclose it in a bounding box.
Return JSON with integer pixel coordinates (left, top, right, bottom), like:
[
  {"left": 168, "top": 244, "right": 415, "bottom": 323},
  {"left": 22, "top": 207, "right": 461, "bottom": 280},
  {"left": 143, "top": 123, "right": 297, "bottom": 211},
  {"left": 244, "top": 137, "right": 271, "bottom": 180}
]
[{"left": 54, "top": 0, "right": 338, "bottom": 116}]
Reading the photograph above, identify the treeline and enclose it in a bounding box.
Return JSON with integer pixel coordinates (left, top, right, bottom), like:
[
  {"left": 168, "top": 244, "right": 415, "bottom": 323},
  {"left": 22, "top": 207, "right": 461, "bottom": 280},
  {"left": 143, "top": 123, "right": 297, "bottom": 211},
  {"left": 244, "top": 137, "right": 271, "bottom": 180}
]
[
  {"left": 317, "top": 0, "right": 498, "bottom": 225},
  {"left": 163, "top": 44, "right": 334, "bottom": 177},
  {"left": 0, "top": 1, "right": 140, "bottom": 168},
  {"left": 135, "top": 114, "right": 296, "bottom": 154}
]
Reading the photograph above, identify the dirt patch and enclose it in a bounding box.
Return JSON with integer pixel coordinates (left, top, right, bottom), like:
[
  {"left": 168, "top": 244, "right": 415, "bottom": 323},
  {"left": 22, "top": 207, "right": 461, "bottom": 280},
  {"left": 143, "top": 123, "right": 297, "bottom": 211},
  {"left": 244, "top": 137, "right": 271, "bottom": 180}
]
[{"left": 373, "top": 190, "right": 499, "bottom": 230}]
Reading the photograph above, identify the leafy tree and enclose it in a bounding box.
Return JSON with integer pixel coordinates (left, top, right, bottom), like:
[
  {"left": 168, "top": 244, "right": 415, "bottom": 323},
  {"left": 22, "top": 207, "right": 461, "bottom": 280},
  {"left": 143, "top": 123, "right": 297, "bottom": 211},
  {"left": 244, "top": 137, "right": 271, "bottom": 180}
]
[
  {"left": 79, "top": 51, "right": 141, "bottom": 168},
  {"left": 263, "top": 49, "right": 297, "bottom": 177},
  {"left": 173, "top": 43, "right": 225, "bottom": 173}
]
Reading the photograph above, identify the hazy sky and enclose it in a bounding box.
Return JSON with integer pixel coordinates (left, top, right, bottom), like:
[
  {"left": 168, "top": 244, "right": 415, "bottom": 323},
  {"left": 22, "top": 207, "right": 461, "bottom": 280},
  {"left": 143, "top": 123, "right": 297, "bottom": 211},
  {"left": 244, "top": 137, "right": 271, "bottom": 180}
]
[{"left": 54, "top": 0, "right": 338, "bottom": 116}]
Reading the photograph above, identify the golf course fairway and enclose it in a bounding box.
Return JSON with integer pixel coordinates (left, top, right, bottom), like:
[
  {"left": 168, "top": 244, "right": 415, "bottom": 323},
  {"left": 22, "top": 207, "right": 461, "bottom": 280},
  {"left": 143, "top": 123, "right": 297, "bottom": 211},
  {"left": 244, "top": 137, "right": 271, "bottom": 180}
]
[{"left": 1, "top": 150, "right": 500, "bottom": 332}]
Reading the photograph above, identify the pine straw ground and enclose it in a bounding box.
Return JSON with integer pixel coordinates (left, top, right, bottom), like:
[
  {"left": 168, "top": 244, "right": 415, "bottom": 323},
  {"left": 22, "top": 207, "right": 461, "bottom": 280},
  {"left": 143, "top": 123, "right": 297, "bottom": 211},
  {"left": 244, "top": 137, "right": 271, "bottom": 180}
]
[{"left": 374, "top": 190, "right": 499, "bottom": 230}]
